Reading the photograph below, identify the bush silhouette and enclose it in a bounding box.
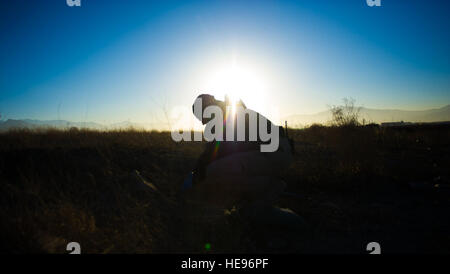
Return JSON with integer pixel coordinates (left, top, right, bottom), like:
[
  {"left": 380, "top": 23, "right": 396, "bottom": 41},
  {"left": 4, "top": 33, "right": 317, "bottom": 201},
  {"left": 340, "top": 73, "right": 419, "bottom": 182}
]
[{"left": 329, "top": 98, "right": 361, "bottom": 127}]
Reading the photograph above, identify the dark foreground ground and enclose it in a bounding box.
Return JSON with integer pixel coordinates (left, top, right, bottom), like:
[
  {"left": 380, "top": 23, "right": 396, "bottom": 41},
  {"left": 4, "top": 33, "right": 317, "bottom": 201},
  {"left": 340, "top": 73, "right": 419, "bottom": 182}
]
[{"left": 1, "top": 124, "right": 449, "bottom": 253}]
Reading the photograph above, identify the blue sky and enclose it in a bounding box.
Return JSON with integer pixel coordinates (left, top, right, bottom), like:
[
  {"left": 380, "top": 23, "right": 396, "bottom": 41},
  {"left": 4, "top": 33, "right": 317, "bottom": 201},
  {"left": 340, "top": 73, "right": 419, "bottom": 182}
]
[{"left": 0, "top": 0, "right": 449, "bottom": 126}]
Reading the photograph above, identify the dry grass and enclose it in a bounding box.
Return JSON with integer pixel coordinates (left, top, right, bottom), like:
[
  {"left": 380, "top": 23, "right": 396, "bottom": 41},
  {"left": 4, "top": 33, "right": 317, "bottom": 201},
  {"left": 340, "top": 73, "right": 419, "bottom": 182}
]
[{"left": 0, "top": 125, "right": 449, "bottom": 253}]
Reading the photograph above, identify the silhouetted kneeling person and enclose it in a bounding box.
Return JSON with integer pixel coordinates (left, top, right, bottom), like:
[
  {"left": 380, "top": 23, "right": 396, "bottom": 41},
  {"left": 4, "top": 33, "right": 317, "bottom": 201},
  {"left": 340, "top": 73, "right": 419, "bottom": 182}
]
[{"left": 185, "top": 94, "right": 294, "bottom": 211}]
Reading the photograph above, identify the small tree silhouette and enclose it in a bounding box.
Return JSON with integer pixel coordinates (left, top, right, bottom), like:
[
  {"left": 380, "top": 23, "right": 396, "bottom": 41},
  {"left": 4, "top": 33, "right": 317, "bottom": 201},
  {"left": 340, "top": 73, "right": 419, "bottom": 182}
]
[{"left": 329, "top": 98, "right": 361, "bottom": 127}]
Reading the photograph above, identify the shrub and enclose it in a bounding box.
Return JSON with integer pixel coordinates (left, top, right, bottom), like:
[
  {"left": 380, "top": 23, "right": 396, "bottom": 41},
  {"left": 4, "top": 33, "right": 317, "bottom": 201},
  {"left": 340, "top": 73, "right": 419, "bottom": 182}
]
[{"left": 329, "top": 98, "right": 361, "bottom": 127}]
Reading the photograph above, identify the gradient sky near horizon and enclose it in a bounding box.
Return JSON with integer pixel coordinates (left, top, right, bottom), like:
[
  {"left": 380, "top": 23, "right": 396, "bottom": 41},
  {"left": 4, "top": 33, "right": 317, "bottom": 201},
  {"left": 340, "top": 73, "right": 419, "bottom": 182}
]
[{"left": 1, "top": 0, "right": 449, "bottom": 127}]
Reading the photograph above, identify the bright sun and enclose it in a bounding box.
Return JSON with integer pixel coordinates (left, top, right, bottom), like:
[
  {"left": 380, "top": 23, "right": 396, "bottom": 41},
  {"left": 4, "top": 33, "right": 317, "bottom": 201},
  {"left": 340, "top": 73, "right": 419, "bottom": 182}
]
[{"left": 203, "top": 61, "right": 268, "bottom": 114}]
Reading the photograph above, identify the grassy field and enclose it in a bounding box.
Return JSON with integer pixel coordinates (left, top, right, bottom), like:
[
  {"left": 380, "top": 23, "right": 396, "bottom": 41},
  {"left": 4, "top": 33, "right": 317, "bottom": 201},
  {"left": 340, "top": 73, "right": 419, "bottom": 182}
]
[{"left": 1, "top": 125, "right": 449, "bottom": 253}]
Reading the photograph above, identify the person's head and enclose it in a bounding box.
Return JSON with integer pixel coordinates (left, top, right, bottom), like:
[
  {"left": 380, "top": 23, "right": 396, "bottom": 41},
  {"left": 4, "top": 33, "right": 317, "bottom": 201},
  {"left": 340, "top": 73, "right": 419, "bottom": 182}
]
[{"left": 192, "top": 94, "right": 225, "bottom": 124}]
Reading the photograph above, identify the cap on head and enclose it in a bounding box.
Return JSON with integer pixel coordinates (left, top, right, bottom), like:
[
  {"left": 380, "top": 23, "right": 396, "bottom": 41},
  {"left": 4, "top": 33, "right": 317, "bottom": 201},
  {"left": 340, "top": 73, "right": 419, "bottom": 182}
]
[{"left": 192, "top": 94, "right": 218, "bottom": 124}]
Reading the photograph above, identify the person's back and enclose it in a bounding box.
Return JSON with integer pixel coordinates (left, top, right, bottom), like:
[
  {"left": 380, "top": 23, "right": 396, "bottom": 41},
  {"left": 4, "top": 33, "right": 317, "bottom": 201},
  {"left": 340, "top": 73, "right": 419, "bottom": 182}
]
[
  {"left": 187, "top": 94, "right": 294, "bottom": 209},
  {"left": 182, "top": 94, "right": 307, "bottom": 250}
]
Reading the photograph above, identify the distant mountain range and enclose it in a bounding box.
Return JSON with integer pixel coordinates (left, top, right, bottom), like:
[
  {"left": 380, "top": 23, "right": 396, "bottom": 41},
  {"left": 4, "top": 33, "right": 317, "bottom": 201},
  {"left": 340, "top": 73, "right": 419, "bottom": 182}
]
[
  {"left": 285, "top": 105, "right": 450, "bottom": 127},
  {"left": 1, "top": 105, "right": 449, "bottom": 131},
  {"left": 0, "top": 119, "right": 164, "bottom": 131}
]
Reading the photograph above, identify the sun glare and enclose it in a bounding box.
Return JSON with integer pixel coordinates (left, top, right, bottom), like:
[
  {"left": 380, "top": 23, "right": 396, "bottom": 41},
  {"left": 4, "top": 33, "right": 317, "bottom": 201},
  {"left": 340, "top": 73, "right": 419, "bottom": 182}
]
[{"left": 203, "top": 61, "right": 268, "bottom": 114}]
